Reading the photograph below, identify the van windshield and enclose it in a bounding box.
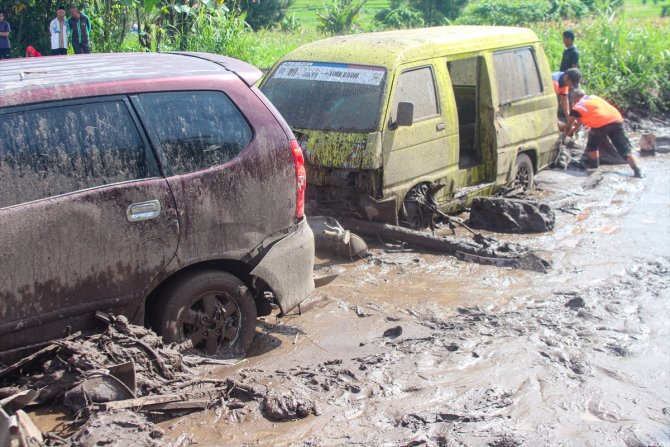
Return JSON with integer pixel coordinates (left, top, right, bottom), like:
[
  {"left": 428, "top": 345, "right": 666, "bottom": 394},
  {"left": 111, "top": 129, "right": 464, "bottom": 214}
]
[{"left": 261, "top": 61, "right": 387, "bottom": 133}]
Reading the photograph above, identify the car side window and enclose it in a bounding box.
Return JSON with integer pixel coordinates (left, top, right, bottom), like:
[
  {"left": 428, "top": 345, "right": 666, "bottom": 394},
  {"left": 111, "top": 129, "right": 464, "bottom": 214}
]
[
  {"left": 391, "top": 67, "right": 439, "bottom": 122},
  {"left": 493, "top": 47, "right": 543, "bottom": 105},
  {"left": 136, "top": 91, "right": 253, "bottom": 175},
  {"left": 0, "top": 100, "right": 151, "bottom": 209}
]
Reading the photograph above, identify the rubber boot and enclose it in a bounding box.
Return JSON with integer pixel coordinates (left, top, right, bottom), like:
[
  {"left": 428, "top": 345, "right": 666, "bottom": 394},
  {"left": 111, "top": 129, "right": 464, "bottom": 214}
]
[{"left": 627, "top": 155, "right": 644, "bottom": 178}]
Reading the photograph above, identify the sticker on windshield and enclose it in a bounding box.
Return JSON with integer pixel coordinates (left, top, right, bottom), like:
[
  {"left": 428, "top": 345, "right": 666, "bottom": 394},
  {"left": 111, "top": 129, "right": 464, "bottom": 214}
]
[{"left": 273, "top": 62, "right": 385, "bottom": 86}]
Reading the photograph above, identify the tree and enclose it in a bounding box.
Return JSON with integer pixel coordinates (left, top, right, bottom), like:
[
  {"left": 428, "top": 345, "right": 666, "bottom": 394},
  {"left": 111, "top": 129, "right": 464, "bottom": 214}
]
[
  {"left": 0, "top": 0, "right": 56, "bottom": 56},
  {"left": 239, "top": 0, "right": 294, "bottom": 30},
  {"left": 407, "top": 0, "right": 469, "bottom": 25}
]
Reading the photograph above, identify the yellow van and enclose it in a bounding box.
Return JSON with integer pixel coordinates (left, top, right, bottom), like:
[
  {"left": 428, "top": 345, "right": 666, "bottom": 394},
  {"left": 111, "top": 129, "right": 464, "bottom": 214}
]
[{"left": 261, "top": 26, "right": 559, "bottom": 227}]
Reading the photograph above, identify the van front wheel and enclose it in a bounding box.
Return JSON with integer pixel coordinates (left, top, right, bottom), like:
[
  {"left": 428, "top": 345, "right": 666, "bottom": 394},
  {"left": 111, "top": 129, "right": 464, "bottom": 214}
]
[
  {"left": 514, "top": 153, "right": 534, "bottom": 189},
  {"left": 157, "top": 270, "right": 257, "bottom": 358},
  {"left": 399, "top": 184, "right": 434, "bottom": 230}
]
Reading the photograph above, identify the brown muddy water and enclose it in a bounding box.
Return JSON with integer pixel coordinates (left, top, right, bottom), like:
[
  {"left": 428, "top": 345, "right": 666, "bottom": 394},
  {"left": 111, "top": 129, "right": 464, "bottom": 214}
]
[
  {"left": 28, "top": 147, "right": 670, "bottom": 446},
  {"left": 150, "top": 151, "right": 670, "bottom": 446}
]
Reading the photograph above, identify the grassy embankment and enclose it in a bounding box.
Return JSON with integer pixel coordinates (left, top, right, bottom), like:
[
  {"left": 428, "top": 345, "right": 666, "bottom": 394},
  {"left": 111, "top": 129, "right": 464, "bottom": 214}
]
[
  {"left": 117, "top": 1, "right": 667, "bottom": 113},
  {"left": 248, "top": 1, "right": 669, "bottom": 114}
]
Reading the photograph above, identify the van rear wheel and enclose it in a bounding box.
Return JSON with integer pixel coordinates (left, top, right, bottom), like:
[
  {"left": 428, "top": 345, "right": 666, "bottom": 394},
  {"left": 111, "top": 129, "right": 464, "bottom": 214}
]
[
  {"left": 514, "top": 153, "right": 534, "bottom": 189},
  {"left": 157, "top": 270, "right": 257, "bottom": 358}
]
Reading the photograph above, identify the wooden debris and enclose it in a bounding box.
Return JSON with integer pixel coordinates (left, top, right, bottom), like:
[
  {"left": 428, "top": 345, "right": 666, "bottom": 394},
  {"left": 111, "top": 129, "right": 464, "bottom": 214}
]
[
  {"left": 94, "top": 387, "right": 224, "bottom": 412},
  {"left": 338, "top": 217, "right": 549, "bottom": 273}
]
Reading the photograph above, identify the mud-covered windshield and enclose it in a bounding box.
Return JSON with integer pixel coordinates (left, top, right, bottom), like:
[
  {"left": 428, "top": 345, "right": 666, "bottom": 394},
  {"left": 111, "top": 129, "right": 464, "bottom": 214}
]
[{"left": 262, "top": 61, "right": 386, "bottom": 133}]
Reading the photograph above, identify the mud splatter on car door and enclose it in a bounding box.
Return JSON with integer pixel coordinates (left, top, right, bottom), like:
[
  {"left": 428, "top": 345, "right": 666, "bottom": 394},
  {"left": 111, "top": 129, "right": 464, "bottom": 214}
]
[{"left": 0, "top": 98, "right": 179, "bottom": 359}]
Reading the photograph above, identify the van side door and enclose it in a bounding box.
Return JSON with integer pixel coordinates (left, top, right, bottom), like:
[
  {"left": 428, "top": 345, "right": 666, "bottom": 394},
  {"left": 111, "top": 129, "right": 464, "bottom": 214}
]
[
  {"left": 381, "top": 62, "right": 455, "bottom": 212},
  {"left": 491, "top": 45, "right": 559, "bottom": 185},
  {"left": 0, "top": 98, "right": 179, "bottom": 357}
]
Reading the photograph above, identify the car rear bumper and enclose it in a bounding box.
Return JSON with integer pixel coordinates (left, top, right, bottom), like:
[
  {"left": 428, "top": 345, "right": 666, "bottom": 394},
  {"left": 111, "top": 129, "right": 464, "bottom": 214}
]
[{"left": 251, "top": 218, "right": 315, "bottom": 314}]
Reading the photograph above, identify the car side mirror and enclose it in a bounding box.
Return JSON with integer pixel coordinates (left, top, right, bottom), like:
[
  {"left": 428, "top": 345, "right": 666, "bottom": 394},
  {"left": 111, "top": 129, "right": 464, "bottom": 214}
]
[{"left": 390, "top": 102, "right": 414, "bottom": 130}]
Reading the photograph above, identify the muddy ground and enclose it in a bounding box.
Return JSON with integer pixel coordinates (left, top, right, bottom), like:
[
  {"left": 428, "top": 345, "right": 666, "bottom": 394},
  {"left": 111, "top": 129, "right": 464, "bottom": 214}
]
[{"left": 33, "top": 130, "right": 670, "bottom": 446}]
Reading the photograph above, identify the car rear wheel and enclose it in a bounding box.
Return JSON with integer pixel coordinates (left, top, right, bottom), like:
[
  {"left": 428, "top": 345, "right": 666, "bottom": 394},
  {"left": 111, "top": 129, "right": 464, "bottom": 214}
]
[
  {"left": 514, "top": 153, "right": 534, "bottom": 189},
  {"left": 157, "top": 270, "right": 257, "bottom": 358}
]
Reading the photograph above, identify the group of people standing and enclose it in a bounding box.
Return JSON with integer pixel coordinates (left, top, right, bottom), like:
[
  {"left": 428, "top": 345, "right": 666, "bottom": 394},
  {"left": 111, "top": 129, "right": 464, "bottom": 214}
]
[
  {"left": 0, "top": 5, "right": 92, "bottom": 59},
  {"left": 553, "top": 30, "right": 644, "bottom": 178}
]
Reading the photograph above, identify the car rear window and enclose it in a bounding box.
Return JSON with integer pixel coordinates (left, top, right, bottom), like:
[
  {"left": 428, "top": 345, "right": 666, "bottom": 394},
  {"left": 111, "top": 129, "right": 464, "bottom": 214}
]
[
  {"left": 136, "top": 91, "right": 252, "bottom": 175},
  {"left": 261, "top": 62, "right": 387, "bottom": 133},
  {"left": 0, "top": 100, "right": 152, "bottom": 209}
]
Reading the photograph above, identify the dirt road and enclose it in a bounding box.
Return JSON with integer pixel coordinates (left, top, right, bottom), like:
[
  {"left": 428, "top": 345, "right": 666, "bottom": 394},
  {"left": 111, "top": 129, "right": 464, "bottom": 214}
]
[{"left": 153, "top": 147, "right": 669, "bottom": 446}]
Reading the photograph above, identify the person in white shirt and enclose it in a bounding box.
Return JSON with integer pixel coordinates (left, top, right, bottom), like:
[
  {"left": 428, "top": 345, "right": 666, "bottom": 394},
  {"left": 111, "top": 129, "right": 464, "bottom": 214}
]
[{"left": 49, "top": 5, "right": 69, "bottom": 56}]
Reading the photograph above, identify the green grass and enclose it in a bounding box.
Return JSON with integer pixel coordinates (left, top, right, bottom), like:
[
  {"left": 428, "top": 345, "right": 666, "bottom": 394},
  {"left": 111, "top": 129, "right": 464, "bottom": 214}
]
[
  {"left": 623, "top": 0, "right": 669, "bottom": 18},
  {"left": 240, "top": 29, "right": 324, "bottom": 68}
]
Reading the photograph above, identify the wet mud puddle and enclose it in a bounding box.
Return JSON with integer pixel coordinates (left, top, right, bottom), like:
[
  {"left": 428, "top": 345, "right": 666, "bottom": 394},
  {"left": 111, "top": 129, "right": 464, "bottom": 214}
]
[{"left": 50, "top": 154, "right": 644, "bottom": 446}]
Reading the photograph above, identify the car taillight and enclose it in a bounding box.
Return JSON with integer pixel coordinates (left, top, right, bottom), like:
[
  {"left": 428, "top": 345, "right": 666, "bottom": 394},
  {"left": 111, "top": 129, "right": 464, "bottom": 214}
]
[{"left": 290, "top": 139, "right": 306, "bottom": 219}]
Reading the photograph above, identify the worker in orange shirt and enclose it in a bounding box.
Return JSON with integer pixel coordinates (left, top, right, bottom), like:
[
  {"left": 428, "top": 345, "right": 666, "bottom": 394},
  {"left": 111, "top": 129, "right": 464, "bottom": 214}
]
[
  {"left": 567, "top": 89, "right": 644, "bottom": 178},
  {"left": 552, "top": 68, "right": 581, "bottom": 130}
]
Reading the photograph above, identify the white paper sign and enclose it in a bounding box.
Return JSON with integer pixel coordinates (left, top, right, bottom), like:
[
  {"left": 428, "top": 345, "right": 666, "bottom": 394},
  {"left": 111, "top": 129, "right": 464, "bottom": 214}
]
[{"left": 273, "top": 61, "right": 385, "bottom": 86}]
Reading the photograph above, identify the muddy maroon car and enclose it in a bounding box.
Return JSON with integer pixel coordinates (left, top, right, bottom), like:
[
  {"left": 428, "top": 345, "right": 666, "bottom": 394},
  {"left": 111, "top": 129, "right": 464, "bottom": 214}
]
[{"left": 0, "top": 53, "right": 314, "bottom": 362}]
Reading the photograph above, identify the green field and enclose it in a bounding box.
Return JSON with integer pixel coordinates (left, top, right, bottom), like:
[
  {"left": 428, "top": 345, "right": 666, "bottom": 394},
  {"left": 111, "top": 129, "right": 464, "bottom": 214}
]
[
  {"left": 286, "top": 0, "right": 667, "bottom": 30},
  {"left": 623, "top": 0, "right": 669, "bottom": 18}
]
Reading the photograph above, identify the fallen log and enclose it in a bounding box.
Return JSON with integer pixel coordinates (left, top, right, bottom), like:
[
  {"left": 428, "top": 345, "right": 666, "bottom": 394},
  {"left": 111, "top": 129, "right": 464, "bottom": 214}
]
[{"left": 338, "top": 217, "right": 549, "bottom": 273}]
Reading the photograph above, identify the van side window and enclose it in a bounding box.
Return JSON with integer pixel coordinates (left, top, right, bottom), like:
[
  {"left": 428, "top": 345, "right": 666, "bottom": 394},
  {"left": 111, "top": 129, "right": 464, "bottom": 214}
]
[
  {"left": 136, "top": 91, "right": 253, "bottom": 175},
  {"left": 493, "top": 48, "right": 543, "bottom": 105},
  {"left": 392, "top": 67, "right": 439, "bottom": 122},
  {"left": 0, "top": 101, "right": 151, "bottom": 209}
]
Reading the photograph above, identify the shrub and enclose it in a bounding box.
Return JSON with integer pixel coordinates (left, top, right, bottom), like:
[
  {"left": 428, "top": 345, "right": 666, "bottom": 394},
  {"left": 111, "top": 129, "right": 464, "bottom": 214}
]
[
  {"left": 316, "top": 0, "right": 367, "bottom": 34},
  {"left": 374, "top": 4, "right": 425, "bottom": 29},
  {"left": 535, "top": 16, "right": 670, "bottom": 115},
  {"left": 578, "top": 15, "right": 670, "bottom": 114},
  {"left": 457, "top": 0, "right": 551, "bottom": 25},
  {"left": 280, "top": 13, "right": 302, "bottom": 31},
  {"left": 167, "top": 6, "right": 252, "bottom": 60}
]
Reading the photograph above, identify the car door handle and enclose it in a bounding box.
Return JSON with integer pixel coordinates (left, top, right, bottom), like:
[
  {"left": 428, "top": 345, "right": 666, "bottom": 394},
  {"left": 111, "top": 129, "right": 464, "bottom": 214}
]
[
  {"left": 127, "top": 200, "right": 162, "bottom": 222},
  {"left": 436, "top": 123, "right": 446, "bottom": 131}
]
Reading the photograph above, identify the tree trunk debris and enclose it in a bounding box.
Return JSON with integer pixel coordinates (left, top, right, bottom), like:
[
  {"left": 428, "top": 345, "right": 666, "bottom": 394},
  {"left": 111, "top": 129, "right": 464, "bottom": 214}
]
[{"left": 338, "top": 217, "right": 550, "bottom": 273}]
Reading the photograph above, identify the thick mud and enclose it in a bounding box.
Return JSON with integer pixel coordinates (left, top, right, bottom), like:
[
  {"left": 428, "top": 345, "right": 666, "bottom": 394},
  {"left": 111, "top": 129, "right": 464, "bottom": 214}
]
[{"left": 28, "top": 131, "right": 670, "bottom": 446}]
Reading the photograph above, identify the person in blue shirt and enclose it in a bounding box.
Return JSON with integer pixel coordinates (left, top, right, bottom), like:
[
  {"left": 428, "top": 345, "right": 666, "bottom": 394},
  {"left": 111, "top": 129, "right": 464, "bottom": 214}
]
[
  {"left": 0, "top": 12, "right": 11, "bottom": 59},
  {"left": 68, "top": 6, "right": 91, "bottom": 54}
]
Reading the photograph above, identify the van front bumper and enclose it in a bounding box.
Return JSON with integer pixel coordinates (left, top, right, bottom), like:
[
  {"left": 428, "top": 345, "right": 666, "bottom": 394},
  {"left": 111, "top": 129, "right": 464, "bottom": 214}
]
[{"left": 251, "top": 218, "right": 315, "bottom": 314}]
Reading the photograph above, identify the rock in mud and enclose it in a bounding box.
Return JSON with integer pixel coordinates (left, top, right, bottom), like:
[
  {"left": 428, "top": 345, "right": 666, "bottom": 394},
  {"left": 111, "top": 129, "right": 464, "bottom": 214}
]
[
  {"left": 383, "top": 326, "right": 403, "bottom": 338},
  {"left": 355, "top": 306, "right": 371, "bottom": 317},
  {"left": 565, "top": 297, "right": 586, "bottom": 308},
  {"left": 467, "top": 197, "right": 555, "bottom": 233},
  {"left": 262, "top": 389, "right": 319, "bottom": 421},
  {"left": 639, "top": 133, "right": 656, "bottom": 156}
]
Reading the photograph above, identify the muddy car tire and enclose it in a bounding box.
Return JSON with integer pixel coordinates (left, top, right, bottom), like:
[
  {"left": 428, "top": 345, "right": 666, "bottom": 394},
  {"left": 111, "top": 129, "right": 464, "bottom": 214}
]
[
  {"left": 514, "top": 153, "right": 535, "bottom": 189},
  {"left": 157, "top": 270, "right": 257, "bottom": 358}
]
